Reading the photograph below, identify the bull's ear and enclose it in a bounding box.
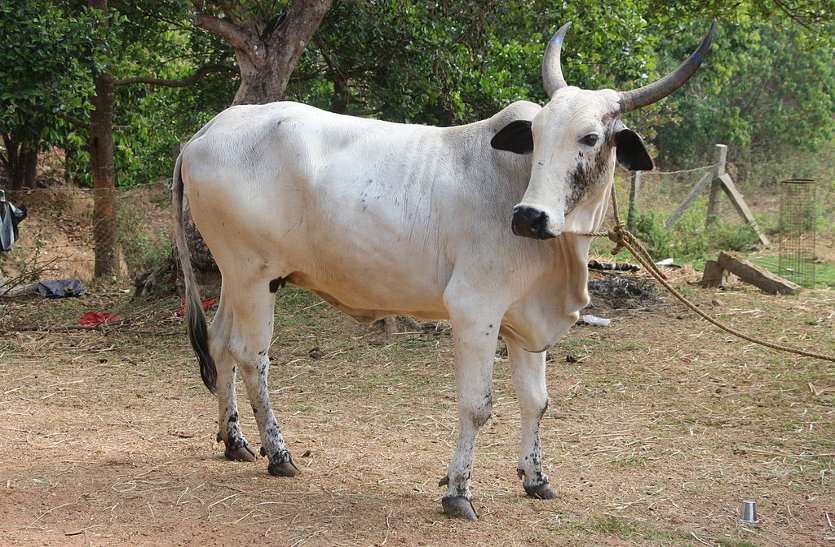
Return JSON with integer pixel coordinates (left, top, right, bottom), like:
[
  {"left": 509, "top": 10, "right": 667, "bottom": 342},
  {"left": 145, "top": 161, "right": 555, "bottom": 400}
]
[
  {"left": 491, "top": 120, "right": 533, "bottom": 154},
  {"left": 614, "top": 126, "right": 653, "bottom": 171}
]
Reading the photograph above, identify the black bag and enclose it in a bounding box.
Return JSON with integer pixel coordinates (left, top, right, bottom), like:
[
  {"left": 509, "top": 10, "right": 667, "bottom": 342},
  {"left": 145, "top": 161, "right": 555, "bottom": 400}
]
[{"left": 0, "top": 198, "right": 27, "bottom": 252}]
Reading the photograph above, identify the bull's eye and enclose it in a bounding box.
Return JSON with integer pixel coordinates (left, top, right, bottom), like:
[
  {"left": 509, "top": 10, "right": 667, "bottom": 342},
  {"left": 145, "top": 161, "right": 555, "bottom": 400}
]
[{"left": 579, "top": 134, "right": 599, "bottom": 147}]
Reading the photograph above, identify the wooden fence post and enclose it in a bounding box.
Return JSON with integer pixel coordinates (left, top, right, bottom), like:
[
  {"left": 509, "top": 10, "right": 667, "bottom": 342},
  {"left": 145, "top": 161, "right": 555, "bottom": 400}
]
[
  {"left": 626, "top": 171, "right": 641, "bottom": 232},
  {"left": 705, "top": 144, "right": 727, "bottom": 227}
]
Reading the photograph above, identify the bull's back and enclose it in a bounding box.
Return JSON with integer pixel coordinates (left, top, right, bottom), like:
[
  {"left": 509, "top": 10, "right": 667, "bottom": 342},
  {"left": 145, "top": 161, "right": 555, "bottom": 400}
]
[{"left": 181, "top": 102, "right": 475, "bottom": 314}]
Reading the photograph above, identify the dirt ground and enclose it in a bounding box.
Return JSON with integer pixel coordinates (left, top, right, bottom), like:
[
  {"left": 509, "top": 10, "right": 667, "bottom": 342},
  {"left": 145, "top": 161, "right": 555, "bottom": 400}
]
[{"left": 1, "top": 276, "right": 833, "bottom": 546}]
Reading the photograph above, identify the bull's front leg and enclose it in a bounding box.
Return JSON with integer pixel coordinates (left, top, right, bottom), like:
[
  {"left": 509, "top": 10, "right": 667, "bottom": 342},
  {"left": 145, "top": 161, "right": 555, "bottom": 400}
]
[
  {"left": 440, "top": 293, "right": 503, "bottom": 520},
  {"left": 507, "top": 339, "right": 556, "bottom": 499}
]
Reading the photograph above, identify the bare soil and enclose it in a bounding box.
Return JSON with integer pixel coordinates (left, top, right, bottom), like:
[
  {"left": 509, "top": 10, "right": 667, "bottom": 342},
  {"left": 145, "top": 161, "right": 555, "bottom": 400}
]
[{"left": 1, "top": 278, "right": 833, "bottom": 546}]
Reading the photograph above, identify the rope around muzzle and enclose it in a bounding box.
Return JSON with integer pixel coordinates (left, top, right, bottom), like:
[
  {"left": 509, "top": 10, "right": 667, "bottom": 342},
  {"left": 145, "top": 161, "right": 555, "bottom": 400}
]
[{"left": 574, "top": 186, "right": 835, "bottom": 364}]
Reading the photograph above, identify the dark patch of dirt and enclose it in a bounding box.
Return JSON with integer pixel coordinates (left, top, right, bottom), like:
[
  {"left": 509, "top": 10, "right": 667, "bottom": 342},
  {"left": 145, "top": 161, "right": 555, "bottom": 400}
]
[{"left": 587, "top": 274, "right": 661, "bottom": 310}]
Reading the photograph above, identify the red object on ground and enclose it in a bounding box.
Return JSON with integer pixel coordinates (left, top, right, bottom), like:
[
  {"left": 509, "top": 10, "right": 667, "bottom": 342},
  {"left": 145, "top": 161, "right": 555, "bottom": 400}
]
[
  {"left": 78, "top": 311, "right": 123, "bottom": 326},
  {"left": 175, "top": 297, "right": 217, "bottom": 318}
]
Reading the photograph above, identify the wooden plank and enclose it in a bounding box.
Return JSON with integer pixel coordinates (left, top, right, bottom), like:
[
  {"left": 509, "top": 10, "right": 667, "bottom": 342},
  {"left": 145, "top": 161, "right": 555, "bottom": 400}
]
[
  {"left": 706, "top": 145, "right": 727, "bottom": 226},
  {"left": 717, "top": 251, "right": 800, "bottom": 295},
  {"left": 705, "top": 178, "right": 722, "bottom": 226},
  {"left": 626, "top": 171, "right": 641, "bottom": 232},
  {"left": 717, "top": 173, "right": 770, "bottom": 247},
  {"left": 700, "top": 260, "right": 725, "bottom": 288},
  {"left": 665, "top": 171, "right": 713, "bottom": 229},
  {"left": 714, "top": 144, "right": 728, "bottom": 177}
]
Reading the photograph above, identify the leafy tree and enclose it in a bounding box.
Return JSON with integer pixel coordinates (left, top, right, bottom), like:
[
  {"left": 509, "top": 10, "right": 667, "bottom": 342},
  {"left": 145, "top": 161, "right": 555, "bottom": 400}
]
[
  {"left": 652, "top": 14, "right": 833, "bottom": 178},
  {"left": 86, "top": 0, "right": 234, "bottom": 277},
  {"left": 0, "top": 1, "right": 99, "bottom": 190},
  {"left": 294, "top": 0, "right": 660, "bottom": 125}
]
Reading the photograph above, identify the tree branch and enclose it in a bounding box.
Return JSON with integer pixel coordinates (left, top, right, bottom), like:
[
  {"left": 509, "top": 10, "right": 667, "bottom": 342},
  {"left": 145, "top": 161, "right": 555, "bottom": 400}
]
[
  {"left": 113, "top": 64, "right": 235, "bottom": 87},
  {"left": 57, "top": 112, "right": 90, "bottom": 129},
  {"left": 193, "top": 12, "right": 259, "bottom": 62}
]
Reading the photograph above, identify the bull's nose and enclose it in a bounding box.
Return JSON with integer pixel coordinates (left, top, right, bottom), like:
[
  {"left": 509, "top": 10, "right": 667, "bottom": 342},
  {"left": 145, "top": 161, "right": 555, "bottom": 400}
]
[{"left": 512, "top": 205, "right": 556, "bottom": 239}]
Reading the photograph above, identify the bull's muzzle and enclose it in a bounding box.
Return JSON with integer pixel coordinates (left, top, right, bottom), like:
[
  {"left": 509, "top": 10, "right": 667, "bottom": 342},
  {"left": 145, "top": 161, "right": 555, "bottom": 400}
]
[{"left": 512, "top": 205, "right": 557, "bottom": 240}]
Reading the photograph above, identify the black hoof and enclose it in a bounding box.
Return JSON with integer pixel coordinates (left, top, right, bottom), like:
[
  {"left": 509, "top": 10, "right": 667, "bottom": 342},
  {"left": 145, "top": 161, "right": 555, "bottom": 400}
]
[
  {"left": 524, "top": 481, "right": 557, "bottom": 500},
  {"left": 224, "top": 442, "right": 257, "bottom": 462},
  {"left": 442, "top": 495, "right": 478, "bottom": 520},
  {"left": 268, "top": 458, "right": 300, "bottom": 477}
]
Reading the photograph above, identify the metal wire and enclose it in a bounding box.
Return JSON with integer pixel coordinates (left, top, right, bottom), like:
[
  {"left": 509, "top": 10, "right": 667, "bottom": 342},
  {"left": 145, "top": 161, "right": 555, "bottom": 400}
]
[{"left": 778, "top": 179, "right": 816, "bottom": 288}]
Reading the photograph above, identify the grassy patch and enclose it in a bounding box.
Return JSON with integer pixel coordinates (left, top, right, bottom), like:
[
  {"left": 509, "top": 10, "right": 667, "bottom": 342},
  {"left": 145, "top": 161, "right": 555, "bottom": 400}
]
[
  {"left": 716, "top": 540, "right": 759, "bottom": 547},
  {"left": 751, "top": 255, "right": 835, "bottom": 289},
  {"left": 579, "top": 515, "right": 687, "bottom": 543},
  {"left": 558, "top": 336, "right": 600, "bottom": 360}
]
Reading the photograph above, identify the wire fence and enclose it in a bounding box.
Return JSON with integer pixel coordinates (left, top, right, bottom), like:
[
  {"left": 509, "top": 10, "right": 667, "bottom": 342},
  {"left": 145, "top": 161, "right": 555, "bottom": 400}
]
[
  {"left": 778, "top": 179, "right": 817, "bottom": 287},
  {"left": 0, "top": 182, "right": 173, "bottom": 284}
]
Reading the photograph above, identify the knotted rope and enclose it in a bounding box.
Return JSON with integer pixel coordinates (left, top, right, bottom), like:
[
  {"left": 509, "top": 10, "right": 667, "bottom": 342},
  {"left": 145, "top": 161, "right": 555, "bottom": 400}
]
[{"left": 575, "top": 185, "right": 835, "bottom": 363}]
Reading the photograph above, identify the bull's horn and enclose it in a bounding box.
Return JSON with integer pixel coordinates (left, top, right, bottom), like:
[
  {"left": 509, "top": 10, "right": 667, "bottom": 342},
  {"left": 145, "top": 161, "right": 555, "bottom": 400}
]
[
  {"left": 619, "top": 21, "right": 717, "bottom": 112},
  {"left": 542, "top": 22, "right": 572, "bottom": 97}
]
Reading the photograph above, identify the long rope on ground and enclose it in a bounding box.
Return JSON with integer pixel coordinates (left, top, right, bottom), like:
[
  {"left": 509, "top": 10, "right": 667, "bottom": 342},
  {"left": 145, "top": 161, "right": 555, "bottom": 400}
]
[{"left": 577, "top": 184, "right": 835, "bottom": 363}]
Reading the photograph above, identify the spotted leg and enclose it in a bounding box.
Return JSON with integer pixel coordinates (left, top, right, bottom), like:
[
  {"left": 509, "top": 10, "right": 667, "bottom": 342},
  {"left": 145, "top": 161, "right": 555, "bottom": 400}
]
[
  {"left": 507, "top": 339, "right": 555, "bottom": 499},
  {"left": 210, "top": 293, "right": 255, "bottom": 461},
  {"left": 440, "top": 292, "right": 503, "bottom": 520},
  {"left": 226, "top": 280, "right": 298, "bottom": 477},
  {"left": 215, "top": 356, "right": 257, "bottom": 461}
]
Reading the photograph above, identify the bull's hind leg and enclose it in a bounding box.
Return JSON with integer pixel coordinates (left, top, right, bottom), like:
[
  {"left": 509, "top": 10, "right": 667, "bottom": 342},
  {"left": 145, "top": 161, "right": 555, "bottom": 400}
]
[
  {"left": 210, "top": 294, "right": 256, "bottom": 461},
  {"left": 507, "top": 339, "right": 555, "bottom": 499},
  {"left": 226, "top": 279, "right": 298, "bottom": 477},
  {"left": 215, "top": 355, "right": 257, "bottom": 461}
]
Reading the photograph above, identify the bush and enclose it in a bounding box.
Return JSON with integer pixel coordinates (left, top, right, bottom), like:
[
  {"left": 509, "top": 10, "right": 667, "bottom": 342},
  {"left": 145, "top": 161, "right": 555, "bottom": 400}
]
[
  {"left": 632, "top": 203, "right": 760, "bottom": 263},
  {"left": 116, "top": 204, "right": 171, "bottom": 276}
]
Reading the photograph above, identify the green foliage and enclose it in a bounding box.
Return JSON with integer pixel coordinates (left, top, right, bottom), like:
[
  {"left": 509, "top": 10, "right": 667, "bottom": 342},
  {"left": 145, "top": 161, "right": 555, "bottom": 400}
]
[
  {"left": 293, "top": 0, "right": 658, "bottom": 125},
  {"left": 116, "top": 202, "right": 171, "bottom": 275},
  {"left": 5, "top": 0, "right": 834, "bottom": 206},
  {"left": 633, "top": 202, "right": 760, "bottom": 261},
  {"left": 0, "top": 1, "right": 100, "bottom": 149},
  {"left": 634, "top": 211, "right": 674, "bottom": 258},
  {"left": 651, "top": 14, "right": 834, "bottom": 183}
]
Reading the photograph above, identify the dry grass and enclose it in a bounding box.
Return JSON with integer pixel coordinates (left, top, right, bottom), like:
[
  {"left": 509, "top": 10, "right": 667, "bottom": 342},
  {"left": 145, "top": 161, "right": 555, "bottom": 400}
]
[{"left": 0, "top": 279, "right": 833, "bottom": 546}]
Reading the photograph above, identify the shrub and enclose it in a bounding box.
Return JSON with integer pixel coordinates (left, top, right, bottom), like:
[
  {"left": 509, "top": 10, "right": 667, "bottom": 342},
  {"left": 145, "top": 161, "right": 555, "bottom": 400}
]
[{"left": 116, "top": 204, "right": 171, "bottom": 276}]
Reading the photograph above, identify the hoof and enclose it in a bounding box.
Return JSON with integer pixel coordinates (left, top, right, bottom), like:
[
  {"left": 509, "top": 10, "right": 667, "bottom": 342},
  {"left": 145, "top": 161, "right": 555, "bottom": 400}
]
[
  {"left": 224, "top": 442, "right": 257, "bottom": 462},
  {"left": 524, "top": 481, "right": 557, "bottom": 500},
  {"left": 268, "top": 458, "right": 300, "bottom": 477},
  {"left": 442, "top": 495, "right": 478, "bottom": 521}
]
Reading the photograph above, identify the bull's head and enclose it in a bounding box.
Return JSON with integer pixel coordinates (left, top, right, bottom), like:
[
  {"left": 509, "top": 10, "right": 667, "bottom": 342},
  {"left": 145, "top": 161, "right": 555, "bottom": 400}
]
[{"left": 492, "top": 22, "right": 716, "bottom": 239}]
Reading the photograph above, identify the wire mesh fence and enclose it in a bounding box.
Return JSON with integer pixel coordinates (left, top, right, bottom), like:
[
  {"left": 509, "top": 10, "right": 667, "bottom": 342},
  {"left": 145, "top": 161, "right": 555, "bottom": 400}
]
[
  {"left": 777, "top": 179, "right": 816, "bottom": 288},
  {"left": 0, "top": 182, "right": 172, "bottom": 285}
]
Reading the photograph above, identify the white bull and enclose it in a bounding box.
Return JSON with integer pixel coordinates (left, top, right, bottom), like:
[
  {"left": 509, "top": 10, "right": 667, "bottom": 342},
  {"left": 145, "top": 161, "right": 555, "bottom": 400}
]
[{"left": 174, "top": 22, "right": 715, "bottom": 519}]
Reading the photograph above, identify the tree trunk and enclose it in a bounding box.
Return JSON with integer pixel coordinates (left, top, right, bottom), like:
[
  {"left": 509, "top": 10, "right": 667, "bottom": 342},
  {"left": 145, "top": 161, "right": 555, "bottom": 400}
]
[
  {"left": 89, "top": 71, "right": 118, "bottom": 279},
  {"left": 173, "top": 0, "right": 333, "bottom": 284},
  {"left": 232, "top": 52, "right": 283, "bottom": 105},
  {"left": 1, "top": 134, "right": 39, "bottom": 191},
  {"left": 88, "top": 0, "right": 117, "bottom": 279},
  {"left": 195, "top": 0, "right": 333, "bottom": 107}
]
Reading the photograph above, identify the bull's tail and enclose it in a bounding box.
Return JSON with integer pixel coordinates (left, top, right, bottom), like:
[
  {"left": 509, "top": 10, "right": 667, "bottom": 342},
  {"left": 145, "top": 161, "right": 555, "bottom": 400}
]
[{"left": 173, "top": 151, "right": 217, "bottom": 394}]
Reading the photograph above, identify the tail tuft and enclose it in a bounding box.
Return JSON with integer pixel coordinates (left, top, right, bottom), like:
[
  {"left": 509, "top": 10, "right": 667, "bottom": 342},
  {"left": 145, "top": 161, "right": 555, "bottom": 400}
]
[{"left": 187, "top": 291, "right": 217, "bottom": 393}]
